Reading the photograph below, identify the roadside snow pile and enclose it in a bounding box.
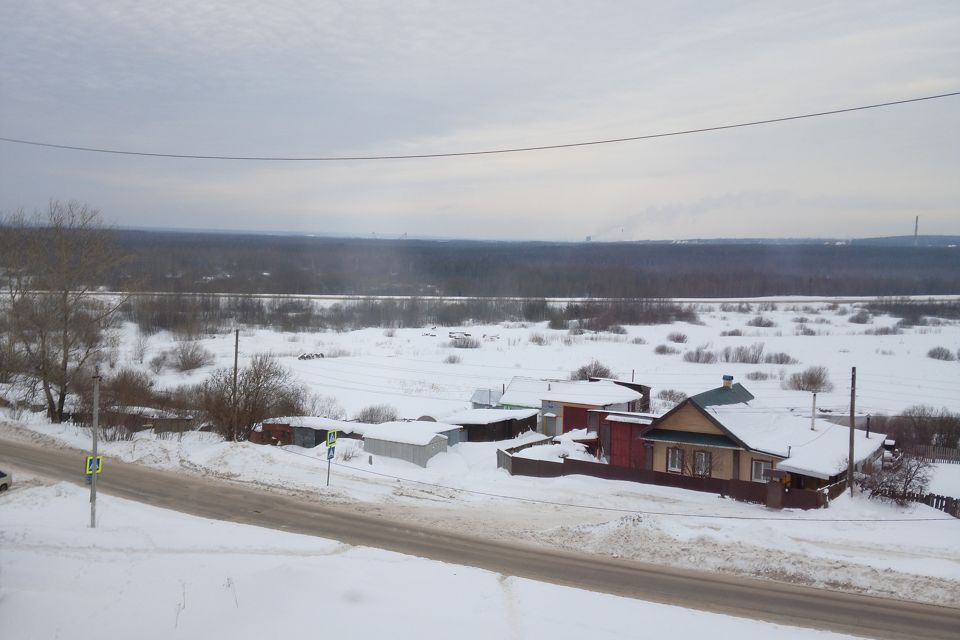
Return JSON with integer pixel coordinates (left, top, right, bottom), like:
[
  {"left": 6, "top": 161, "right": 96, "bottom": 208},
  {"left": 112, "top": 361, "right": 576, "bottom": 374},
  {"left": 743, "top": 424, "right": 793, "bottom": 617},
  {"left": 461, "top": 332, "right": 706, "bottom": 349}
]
[{"left": 0, "top": 483, "right": 860, "bottom": 640}]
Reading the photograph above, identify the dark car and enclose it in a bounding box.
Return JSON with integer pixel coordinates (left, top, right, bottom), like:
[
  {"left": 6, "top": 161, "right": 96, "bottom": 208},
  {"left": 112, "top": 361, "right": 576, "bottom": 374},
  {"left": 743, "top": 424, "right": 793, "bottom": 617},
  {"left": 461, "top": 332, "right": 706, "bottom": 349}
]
[{"left": 0, "top": 469, "right": 10, "bottom": 492}]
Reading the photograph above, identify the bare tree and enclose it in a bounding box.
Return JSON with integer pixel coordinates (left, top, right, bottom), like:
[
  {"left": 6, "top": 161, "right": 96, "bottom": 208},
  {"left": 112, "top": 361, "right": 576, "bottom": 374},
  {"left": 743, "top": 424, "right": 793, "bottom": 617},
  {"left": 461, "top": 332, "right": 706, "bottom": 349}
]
[
  {"left": 354, "top": 404, "right": 399, "bottom": 423},
  {"left": 199, "top": 354, "right": 306, "bottom": 441},
  {"left": 859, "top": 455, "right": 932, "bottom": 505},
  {"left": 783, "top": 366, "right": 834, "bottom": 393},
  {"left": 0, "top": 201, "right": 127, "bottom": 422}
]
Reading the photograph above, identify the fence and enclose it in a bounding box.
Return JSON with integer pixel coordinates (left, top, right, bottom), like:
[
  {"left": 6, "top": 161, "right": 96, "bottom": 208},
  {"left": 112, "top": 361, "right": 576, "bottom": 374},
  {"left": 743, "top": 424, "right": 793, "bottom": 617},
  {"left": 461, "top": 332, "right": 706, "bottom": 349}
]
[
  {"left": 904, "top": 444, "right": 960, "bottom": 464},
  {"left": 869, "top": 488, "right": 960, "bottom": 518},
  {"left": 497, "top": 445, "right": 827, "bottom": 509}
]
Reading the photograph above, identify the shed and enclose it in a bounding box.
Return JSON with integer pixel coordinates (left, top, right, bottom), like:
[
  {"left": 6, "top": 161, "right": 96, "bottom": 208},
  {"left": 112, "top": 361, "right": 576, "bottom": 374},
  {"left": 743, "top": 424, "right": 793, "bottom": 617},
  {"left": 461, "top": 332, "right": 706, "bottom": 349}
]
[
  {"left": 256, "top": 416, "right": 369, "bottom": 448},
  {"left": 439, "top": 408, "right": 539, "bottom": 442},
  {"left": 363, "top": 421, "right": 460, "bottom": 467}
]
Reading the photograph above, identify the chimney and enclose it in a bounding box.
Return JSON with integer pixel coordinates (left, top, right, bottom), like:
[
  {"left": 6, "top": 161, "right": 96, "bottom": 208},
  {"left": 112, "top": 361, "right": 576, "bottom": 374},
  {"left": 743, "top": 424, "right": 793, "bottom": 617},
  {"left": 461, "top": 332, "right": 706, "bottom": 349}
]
[{"left": 722, "top": 375, "right": 734, "bottom": 389}]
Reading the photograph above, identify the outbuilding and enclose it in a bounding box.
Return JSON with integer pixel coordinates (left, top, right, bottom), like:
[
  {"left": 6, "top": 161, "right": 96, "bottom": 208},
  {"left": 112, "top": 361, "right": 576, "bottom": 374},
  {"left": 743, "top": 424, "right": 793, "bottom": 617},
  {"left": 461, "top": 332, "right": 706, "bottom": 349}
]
[
  {"left": 363, "top": 421, "right": 462, "bottom": 467},
  {"left": 438, "top": 408, "right": 539, "bottom": 442}
]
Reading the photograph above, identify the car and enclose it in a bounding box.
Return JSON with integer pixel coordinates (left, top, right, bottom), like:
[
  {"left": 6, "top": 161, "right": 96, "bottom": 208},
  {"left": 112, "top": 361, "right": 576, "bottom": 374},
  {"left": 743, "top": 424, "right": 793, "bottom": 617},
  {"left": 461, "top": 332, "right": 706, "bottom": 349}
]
[{"left": 0, "top": 469, "right": 10, "bottom": 492}]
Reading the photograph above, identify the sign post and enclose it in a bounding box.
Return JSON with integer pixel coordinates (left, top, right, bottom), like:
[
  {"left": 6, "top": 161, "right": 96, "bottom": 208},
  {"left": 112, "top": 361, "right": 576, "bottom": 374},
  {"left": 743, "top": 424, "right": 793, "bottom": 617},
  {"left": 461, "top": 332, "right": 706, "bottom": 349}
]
[
  {"left": 326, "top": 430, "right": 338, "bottom": 487},
  {"left": 90, "top": 374, "right": 100, "bottom": 528}
]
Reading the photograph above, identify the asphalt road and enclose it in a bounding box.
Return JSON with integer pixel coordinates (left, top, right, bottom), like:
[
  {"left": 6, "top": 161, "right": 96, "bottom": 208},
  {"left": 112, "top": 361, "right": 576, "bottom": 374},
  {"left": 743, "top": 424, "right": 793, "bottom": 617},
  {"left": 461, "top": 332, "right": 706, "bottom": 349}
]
[{"left": 2, "top": 437, "right": 958, "bottom": 640}]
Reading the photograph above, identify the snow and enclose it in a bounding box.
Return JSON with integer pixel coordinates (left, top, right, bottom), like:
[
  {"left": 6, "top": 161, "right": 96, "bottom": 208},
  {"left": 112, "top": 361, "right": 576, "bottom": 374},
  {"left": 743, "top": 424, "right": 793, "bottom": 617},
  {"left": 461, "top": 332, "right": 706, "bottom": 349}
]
[
  {"left": 363, "top": 420, "right": 459, "bottom": 446},
  {"left": 706, "top": 404, "right": 887, "bottom": 479},
  {"left": 262, "top": 415, "right": 371, "bottom": 435},
  {"left": 500, "top": 377, "right": 641, "bottom": 408},
  {"left": 3, "top": 298, "right": 960, "bottom": 606},
  {"left": 0, "top": 480, "right": 860, "bottom": 640},
  {"left": 928, "top": 463, "right": 960, "bottom": 496},
  {"left": 439, "top": 407, "right": 540, "bottom": 424}
]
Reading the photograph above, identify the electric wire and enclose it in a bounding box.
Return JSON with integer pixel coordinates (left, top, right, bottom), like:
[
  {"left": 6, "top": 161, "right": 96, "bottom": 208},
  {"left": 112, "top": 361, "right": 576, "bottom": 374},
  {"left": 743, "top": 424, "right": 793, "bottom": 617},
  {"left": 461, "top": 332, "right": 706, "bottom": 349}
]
[
  {"left": 2, "top": 91, "right": 958, "bottom": 161},
  {"left": 276, "top": 446, "right": 955, "bottom": 523}
]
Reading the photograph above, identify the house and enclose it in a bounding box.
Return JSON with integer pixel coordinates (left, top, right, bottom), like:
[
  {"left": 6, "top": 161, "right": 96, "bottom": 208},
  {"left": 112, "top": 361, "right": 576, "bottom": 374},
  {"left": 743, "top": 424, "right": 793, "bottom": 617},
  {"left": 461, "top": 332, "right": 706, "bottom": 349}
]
[
  {"left": 101, "top": 406, "right": 194, "bottom": 433},
  {"left": 497, "top": 377, "right": 644, "bottom": 436},
  {"left": 587, "top": 377, "right": 652, "bottom": 413},
  {"left": 362, "top": 421, "right": 463, "bottom": 467},
  {"left": 254, "top": 416, "right": 368, "bottom": 448},
  {"left": 592, "top": 410, "right": 658, "bottom": 468},
  {"left": 605, "top": 375, "right": 886, "bottom": 490},
  {"left": 437, "top": 408, "right": 539, "bottom": 442}
]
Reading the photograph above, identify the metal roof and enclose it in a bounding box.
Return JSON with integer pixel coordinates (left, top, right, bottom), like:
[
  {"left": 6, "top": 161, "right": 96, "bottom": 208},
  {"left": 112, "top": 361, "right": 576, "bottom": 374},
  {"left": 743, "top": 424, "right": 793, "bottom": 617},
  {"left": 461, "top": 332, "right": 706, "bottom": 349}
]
[
  {"left": 689, "top": 383, "right": 755, "bottom": 408},
  {"left": 641, "top": 429, "right": 741, "bottom": 449}
]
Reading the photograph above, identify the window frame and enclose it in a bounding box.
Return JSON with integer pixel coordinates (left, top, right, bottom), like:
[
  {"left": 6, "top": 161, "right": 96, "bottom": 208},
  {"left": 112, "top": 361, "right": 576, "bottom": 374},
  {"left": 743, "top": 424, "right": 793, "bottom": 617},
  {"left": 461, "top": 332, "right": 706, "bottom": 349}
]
[
  {"left": 666, "top": 447, "right": 684, "bottom": 474},
  {"left": 693, "top": 450, "right": 712, "bottom": 477},
  {"left": 751, "top": 459, "right": 773, "bottom": 483}
]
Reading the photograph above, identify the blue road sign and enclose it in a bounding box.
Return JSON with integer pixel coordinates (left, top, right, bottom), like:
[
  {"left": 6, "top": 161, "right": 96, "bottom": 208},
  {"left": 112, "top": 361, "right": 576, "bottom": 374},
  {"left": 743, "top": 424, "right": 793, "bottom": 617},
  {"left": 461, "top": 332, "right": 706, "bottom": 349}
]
[
  {"left": 85, "top": 455, "right": 104, "bottom": 475},
  {"left": 327, "top": 446, "right": 336, "bottom": 461}
]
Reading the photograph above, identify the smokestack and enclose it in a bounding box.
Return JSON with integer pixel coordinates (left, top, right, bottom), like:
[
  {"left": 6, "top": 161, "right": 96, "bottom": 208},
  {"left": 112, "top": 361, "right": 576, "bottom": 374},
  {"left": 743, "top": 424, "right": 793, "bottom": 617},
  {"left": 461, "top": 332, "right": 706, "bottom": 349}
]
[{"left": 722, "top": 374, "right": 734, "bottom": 389}]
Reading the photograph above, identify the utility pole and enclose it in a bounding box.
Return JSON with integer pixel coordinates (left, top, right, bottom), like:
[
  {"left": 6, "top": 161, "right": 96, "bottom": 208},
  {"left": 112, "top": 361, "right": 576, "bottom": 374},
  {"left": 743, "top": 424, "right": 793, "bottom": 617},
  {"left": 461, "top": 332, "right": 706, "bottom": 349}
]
[
  {"left": 914, "top": 215, "right": 919, "bottom": 247},
  {"left": 90, "top": 374, "right": 100, "bottom": 529},
  {"left": 232, "top": 328, "right": 239, "bottom": 438},
  {"left": 848, "top": 367, "right": 856, "bottom": 497},
  {"left": 810, "top": 392, "right": 817, "bottom": 431}
]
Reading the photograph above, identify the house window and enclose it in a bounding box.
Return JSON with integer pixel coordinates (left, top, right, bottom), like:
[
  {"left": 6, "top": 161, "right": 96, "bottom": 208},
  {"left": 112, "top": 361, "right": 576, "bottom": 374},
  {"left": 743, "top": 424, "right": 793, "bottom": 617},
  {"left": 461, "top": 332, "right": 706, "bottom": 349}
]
[
  {"left": 667, "top": 447, "right": 683, "bottom": 473},
  {"left": 694, "top": 451, "right": 712, "bottom": 477},
  {"left": 752, "top": 460, "right": 773, "bottom": 483}
]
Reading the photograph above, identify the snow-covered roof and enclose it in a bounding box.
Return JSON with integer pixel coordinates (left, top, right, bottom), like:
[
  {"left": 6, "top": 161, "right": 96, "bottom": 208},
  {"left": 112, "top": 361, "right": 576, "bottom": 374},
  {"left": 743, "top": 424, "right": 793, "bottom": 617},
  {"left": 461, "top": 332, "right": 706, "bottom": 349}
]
[
  {"left": 499, "top": 377, "right": 641, "bottom": 408},
  {"left": 605, "top": 414, "right": 655, "bottom": 425},
  {"left": 440, "top": 408, "right": 539, "bottom": 425},
  {"left": 703, "top": 403, "right": 886, "bottom": 480},
  {"left": 470, "top": 388, "right": 503, "bottom": 406},
  {"left": 261, "top": 416, "right": 371, "bottom": 436},
  {"left": 108, "top": 406, "right": 184, "bottom": 420},
  {"left": 363, "top": 421, "right": 460, "bottom": 446}
]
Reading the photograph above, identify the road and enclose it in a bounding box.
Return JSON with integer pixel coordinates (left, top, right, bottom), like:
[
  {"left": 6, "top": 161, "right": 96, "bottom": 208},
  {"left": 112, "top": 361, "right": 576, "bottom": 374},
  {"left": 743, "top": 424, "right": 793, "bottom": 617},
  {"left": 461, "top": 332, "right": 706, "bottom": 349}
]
[{"left": 2, "top": 437, "right": 958, "bottom": 640}]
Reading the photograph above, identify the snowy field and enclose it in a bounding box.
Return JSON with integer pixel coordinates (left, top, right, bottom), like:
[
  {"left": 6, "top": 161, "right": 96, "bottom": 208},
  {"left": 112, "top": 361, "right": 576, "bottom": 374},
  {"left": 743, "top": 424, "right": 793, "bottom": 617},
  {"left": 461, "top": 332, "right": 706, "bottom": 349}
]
[
  {"left": 48, "top": 298, "right": 960, "bottom": 418},
  {"left": 2, "top": 298, "right": 959, "bottom": 605},
  {"left": 0, "top": 478, "right": 862, "bottom": 640}
]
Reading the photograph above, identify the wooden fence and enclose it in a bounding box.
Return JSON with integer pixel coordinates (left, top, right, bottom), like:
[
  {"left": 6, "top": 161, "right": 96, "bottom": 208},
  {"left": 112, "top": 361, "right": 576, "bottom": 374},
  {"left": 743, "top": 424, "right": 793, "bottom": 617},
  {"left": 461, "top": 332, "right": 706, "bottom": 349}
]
[
  {"left": 497, "top": 445, "right": 827, "bottom": 509},
  {"left": 904, "top": 444, "right": 960, "bottom": 464},
  {"left": 869, "top": 488, "right": 960, "bottom": 518}
]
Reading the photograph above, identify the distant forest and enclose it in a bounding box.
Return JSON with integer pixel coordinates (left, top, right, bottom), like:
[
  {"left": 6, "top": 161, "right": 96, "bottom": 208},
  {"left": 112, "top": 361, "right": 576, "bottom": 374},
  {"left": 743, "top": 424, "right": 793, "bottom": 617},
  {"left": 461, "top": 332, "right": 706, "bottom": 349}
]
[{"left": 106, "top": 231, "right": 960, "bottom": 298}]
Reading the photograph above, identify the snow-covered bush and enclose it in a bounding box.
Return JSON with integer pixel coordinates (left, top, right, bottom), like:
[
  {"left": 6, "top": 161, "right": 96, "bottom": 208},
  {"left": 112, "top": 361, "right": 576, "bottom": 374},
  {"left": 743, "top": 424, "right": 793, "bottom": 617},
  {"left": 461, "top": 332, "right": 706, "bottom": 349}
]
[
  {"left": 569, "top": 360, "right": 615, "bottom": 380},
  {"left": 354, "top": 404, "right": 398, "bottom": 423},
  {"left": 859, "top": 455, "right": 932, "bottom": 505},
  {"left": 654, "top": 344, "right": 679, "bottom": 355},
  {"left": 764, "top": 351, "right": 798, "bottom": 364},
  {"left": 848, "top": 309, "right": 871, "bottom": 324},
  {"left": 720, "top": 343, "right": 765, "bottom": 364},
  {"left": 173, "top": 342, "right": 215, "bottom": 372},
  {"left": 683, "top": 345, "right": 717, "bottom": 364},
  {"left": 746, "top": 316, "right": 776, "bottom": 328},
  {"left": 666, "top": 332, "right": 688, "bottom": 343},
  {"left": 927, "top": 346, "right": 956, "bottom": 361},
  {"left": 444, "top": 354, "right": 462, "bottom": 364},
  {"left": 783, "top": 366, "right": 834, "bottom": 392}
]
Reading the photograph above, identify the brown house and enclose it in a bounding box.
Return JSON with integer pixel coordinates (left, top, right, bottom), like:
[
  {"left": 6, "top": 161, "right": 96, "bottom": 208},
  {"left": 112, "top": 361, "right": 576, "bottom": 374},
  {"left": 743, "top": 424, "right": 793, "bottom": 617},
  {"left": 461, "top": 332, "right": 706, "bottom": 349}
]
[{"left": 604, "top": 376, "right": 885, "bottom": 490}]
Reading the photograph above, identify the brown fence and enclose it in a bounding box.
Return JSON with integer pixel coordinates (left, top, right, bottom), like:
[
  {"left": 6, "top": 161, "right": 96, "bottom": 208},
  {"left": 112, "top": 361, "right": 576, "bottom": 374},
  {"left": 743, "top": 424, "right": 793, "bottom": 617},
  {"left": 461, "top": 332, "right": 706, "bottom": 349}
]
[
  {"left": 904, "top": 444, "right": 960, "bottom": 464},
  {"left": 496, "top": 436, "right": 554, "bottom": 475},
  {"left": 824, "top": 478, "right": 848, "bottom": 501},
  {"left": 869, "top": 489, "right": 960, "bottom": 518},
  {"left": 498, "top": 449, "right": 826, "bottom": 509}
]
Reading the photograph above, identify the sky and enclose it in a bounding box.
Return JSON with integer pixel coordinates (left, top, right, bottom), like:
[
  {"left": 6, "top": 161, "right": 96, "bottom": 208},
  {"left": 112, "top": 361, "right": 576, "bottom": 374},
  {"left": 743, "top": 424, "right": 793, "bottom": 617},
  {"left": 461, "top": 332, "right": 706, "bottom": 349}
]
[{"left": 1, "top": 1, "right": 958, "bottom": 241}]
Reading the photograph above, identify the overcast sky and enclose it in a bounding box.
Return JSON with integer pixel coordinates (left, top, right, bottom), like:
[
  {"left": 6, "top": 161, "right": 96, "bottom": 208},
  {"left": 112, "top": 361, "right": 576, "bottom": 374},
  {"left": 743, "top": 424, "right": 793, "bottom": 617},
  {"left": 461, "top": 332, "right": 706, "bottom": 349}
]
[{"left": 1, "top": 1, "right": 958, "bottom": 241}]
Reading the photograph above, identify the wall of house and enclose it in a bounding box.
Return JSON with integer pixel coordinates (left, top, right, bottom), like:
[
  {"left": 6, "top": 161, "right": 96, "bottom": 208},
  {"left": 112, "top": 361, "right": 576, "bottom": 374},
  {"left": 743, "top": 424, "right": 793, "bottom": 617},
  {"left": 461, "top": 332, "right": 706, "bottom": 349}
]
[
  {"left": 363, "top": 435, "right": 447, "bottom": 467},
  {"left": 650, "top": 442, "right": 735, "bottom": 478},
  {"left": 741, "top": 452, "right": 781, "bottom": 482},
  {"left": 657, "top": 403, "right": 726, "bottom": 435}
]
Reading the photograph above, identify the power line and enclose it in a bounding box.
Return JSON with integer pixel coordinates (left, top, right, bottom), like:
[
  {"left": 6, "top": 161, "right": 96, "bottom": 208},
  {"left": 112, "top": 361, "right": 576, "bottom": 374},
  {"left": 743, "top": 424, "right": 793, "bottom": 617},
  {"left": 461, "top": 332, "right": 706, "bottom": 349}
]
[
  {"left": 276, "top": 446, "right": 954, "bottom": 523},
  {"left": 2, "top": 91, "right": 958, "bottom": 162}
]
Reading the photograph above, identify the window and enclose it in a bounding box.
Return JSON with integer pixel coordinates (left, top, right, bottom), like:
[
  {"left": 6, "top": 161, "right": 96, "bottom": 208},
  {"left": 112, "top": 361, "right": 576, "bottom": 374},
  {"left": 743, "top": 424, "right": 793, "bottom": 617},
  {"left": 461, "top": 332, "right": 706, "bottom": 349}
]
[
  {"left": 667, "top": 447, "right": 683, "bottom": 473},
  {"left": 752, "top": 460, "right": 773, "bottom": 483},
  {"left": 694, "top": 450, "right": 712, "bottom": 477}
]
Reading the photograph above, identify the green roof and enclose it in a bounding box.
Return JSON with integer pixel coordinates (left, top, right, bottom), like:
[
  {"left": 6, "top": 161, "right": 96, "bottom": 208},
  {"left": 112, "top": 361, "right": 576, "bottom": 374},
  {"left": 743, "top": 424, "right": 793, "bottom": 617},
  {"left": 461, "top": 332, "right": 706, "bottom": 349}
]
[
  {"left": 689, "top": 383, "right": 754, "bottom": 408},
  {"left": 642, "top": 429, "right": 740, "bottom": 449}
]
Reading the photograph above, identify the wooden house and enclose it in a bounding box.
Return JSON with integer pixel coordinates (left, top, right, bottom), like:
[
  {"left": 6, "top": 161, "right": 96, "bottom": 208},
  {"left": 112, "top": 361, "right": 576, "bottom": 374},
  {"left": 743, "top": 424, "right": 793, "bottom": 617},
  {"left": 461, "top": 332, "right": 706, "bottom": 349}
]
[
  {"left": 604, "top": 376, "right": 886, "bottom": 490},
  {"left": 437, "top": 408, "right": 538, "bottom": 442}
]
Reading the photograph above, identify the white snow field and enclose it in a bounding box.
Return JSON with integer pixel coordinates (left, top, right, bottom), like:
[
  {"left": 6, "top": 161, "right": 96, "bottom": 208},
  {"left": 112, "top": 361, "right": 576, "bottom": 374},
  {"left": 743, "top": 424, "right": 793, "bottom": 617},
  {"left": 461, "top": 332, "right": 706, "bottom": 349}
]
[
  {"left": 0, "top": 480, "right": 862, "bottom": 640},
  {"left": 2, "top": 299, "right": 959, "bottom": 605}
]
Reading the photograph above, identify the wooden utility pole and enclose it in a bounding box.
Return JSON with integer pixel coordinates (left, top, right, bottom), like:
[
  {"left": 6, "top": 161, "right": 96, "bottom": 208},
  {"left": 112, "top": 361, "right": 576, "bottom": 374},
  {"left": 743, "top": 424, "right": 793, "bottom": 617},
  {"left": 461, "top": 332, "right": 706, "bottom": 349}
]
[
  {"left": 90, "top": 374, "right": 100, "bottom": 528},
  {"left": 848, "top": 367, "right": 856, "bottom": 497}
]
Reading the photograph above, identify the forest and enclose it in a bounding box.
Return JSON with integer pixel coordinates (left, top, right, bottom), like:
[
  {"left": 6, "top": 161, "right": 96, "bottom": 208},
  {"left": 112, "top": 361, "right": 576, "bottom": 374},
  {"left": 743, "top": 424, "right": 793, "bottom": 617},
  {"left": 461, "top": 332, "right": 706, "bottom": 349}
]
[{"left": 105, "top": 230, "right": 960, "bottom": 298}]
